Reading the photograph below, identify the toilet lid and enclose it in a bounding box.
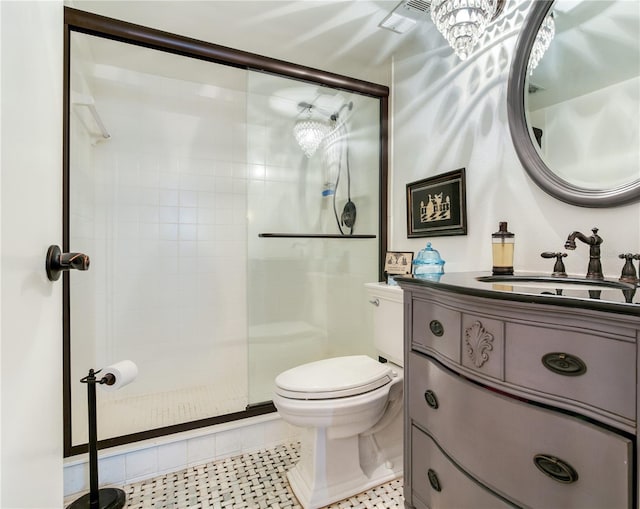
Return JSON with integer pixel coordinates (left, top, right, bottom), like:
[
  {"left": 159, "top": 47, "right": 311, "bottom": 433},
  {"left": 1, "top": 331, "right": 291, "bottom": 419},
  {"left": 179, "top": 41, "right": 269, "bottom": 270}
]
[{"left": 274, "top": 355, "right": 393, "bottom": 400}]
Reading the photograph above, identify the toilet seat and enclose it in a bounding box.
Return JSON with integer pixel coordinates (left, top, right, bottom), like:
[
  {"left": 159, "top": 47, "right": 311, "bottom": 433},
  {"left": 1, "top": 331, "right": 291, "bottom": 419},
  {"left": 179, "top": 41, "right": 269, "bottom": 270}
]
[{"left": 275, "top": 355, "right": 392, "bottom": 400}]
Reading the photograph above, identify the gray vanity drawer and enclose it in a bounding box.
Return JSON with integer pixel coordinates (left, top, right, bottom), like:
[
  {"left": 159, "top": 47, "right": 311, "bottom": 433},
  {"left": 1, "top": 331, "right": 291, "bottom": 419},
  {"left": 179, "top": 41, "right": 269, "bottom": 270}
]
[
  {"left": 411, "top": 299, "right": 461, "bottom": 361},
  {"left": 408, "top": 352, "right": 632, "bottom": 509},
  {"left": 411, "top": 425, "right": 515, "bottom": 509},
  {"left": 504, "top": 323, "right": 636, "bottom": 421}
]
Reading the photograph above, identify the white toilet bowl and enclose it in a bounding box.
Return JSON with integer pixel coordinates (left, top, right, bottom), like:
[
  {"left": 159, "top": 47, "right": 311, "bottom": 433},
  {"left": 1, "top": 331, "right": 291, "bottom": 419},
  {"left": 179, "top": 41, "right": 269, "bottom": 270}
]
[{"left": 273, "top": 355, "right": 404, "bottom": 509}]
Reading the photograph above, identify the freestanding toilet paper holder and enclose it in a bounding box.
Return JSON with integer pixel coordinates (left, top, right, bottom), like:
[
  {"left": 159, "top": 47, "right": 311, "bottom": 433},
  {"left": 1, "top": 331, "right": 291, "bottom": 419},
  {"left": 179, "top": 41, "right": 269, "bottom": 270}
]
[{"left": 66, "top": 368, "right": 126, "bottom": 509}]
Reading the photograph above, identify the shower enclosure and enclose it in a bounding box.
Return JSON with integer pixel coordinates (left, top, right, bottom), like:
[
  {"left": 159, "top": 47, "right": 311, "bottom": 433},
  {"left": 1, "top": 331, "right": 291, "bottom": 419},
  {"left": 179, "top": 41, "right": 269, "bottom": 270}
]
[{"left": 63, "top": 8, "right": 388, "bottom": 455}]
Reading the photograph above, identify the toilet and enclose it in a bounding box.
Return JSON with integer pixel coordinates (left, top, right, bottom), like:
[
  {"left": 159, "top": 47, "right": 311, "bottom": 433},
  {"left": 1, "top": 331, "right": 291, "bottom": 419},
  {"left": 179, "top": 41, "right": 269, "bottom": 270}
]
[{"left": 273, "top": 282, "right": 404, "bottom": 509}]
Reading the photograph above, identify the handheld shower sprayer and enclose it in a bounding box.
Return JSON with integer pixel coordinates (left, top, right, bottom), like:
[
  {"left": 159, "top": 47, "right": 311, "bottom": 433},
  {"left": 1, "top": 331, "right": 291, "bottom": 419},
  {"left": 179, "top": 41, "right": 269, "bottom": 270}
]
[{"left": 295, "top": 99, "right": 357, "bottom": 235}]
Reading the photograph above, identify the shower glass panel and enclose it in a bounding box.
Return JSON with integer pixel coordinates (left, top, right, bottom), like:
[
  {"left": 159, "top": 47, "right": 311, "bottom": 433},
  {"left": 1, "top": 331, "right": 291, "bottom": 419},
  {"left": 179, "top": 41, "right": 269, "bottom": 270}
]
[
  {"left": 245, "top": 73, "right": 380, "bottom": 404},
  {"left": 69, "top": 32, "right": 250, "bottom": 445},
  {"left": 67, "top": 22, "right": 384, "bottom": 452}
]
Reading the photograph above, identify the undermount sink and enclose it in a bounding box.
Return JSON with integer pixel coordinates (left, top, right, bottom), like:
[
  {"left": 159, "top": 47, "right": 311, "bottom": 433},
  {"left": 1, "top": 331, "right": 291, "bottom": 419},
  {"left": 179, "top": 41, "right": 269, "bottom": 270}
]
[{"left": 476, "top": 275, "right": 637, "bottom": 291}]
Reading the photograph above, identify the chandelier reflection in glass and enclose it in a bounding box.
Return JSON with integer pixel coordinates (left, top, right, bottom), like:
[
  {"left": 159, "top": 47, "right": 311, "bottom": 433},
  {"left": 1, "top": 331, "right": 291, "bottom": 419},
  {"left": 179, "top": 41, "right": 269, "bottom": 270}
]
[
  {"left": 293, "top": 104, "right": 331, "bottom": 158},
  {"left": 528, "top": 11, "right": 555, "bottom": 75},
  {"left": 431, "top": 0, "right": 499, "bottom": 61}
]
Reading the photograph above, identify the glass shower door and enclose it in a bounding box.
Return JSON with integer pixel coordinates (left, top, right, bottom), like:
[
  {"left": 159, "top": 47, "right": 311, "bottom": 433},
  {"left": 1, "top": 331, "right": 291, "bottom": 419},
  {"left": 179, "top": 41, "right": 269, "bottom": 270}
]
[
  {"left": 68, "top": 32, "right": 250, "bottom": 446},
  {"left": 245, "top": 72, "right": 381, "bottom": 404}
]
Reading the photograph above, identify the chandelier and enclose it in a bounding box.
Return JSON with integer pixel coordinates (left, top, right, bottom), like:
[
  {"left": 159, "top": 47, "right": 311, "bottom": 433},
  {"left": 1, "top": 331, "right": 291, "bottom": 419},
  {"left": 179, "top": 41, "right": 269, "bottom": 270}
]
[
  {"left": 528, "top": 11, "right": 555, "bottom": 75},
  {"left": 431, "top": 0, "right": 500, "bottom": 61},
  {"left": 293, "top": 108, "right": 331, "bottom": 158}
]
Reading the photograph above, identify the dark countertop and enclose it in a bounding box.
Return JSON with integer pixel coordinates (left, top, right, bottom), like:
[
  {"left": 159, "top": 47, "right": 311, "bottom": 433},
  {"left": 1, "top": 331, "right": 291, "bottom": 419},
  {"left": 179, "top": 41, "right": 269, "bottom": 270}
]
[{"left": 394, "top": 271, "right": 640, "bottom": 317}]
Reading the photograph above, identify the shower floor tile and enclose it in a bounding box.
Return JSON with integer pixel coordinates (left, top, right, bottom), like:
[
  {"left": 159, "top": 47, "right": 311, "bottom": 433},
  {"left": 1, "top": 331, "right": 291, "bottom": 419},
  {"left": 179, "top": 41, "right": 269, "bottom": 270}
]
[{"left": 123, "top": 442, "right": 404, "bottom": 508}]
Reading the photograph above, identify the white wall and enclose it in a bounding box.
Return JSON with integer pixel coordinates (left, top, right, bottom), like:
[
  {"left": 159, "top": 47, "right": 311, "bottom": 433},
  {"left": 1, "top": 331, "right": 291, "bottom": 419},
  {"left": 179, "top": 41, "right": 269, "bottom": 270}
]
[
  {"left": 390, "top": 0, "right": 640, "bottom": 277},
  {"left": 529, "top": 76, "right": 640, "bottom": 189},
  {"left": 0, "top": 1, "right": 64, "bottom": 507}
]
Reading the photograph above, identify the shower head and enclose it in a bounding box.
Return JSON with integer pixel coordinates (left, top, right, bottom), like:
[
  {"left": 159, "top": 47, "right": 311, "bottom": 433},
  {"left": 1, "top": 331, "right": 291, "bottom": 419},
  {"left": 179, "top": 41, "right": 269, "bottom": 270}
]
[
  {"left": 330, "top": 101, "right": 353, "bottom": 122},
  {"left": 297, "top": 101, "right": 353, "bottom": 122}
]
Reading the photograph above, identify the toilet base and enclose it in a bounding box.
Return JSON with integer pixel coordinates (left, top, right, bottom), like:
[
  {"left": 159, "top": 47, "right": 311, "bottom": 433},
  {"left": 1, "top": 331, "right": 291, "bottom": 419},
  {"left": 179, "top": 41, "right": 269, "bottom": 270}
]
[{"left": 287, "top": 426, "right": 402, "bottom": 509}]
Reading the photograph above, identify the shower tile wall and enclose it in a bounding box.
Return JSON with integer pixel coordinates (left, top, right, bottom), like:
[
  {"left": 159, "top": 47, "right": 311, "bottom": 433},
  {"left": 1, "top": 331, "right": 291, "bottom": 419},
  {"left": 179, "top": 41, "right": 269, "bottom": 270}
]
[{"left": 69, "top": 38, "right": 252, "bottom": 443}]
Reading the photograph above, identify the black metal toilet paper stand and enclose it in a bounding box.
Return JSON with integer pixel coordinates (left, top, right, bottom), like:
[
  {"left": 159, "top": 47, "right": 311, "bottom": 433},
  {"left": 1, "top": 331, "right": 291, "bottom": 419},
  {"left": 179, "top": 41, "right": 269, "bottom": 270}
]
[{"left": 66, "top": 369, "right": 126, "bottom": 509}]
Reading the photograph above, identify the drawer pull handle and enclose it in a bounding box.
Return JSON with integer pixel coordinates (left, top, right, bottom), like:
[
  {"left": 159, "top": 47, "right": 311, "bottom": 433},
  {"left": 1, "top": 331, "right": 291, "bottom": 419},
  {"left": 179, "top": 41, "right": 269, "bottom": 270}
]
[
  {"left": 369, "top": 299, "right": 380, "bottom": 306},
  {"left": 429, "top": 320, "right": 444, "bottom": 337},
  {"left": 424, "top": 390, "right": 439, "bottom": 409},
  {"left": 541, "top": 352, "right": 587, "bottom": 377},
  {"left": 533, "top": 454, "right": 579, "bottom": 484},
  {"left": 427, "top": 469, "right": 442, "bottom": 492}
]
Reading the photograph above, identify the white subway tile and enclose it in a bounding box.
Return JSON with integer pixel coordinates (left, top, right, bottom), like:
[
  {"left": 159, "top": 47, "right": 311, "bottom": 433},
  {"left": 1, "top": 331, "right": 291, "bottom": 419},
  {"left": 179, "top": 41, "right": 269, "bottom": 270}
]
[
  {"left": 214, "top": 161, "right": 233, "bottom": 177},
  {"left": 187, "top": 435, "right": 216, "bottom": 466},
  {"left": 99, "top": 454, "right": 126, "bottom": 486},
  {"left": 248, "top": 164, "right": 265, "bottom": 180},
  {"left": 139, "top": 188, "right": 159, "bottom": 206},
  {"left": 159, "top": 172, "right": 179, "bottom": 189},
  {"left": 179, "top": 207, "right": 197, "bottom": 224},
  {"left": 215, "top": 177, "right": 233, "bottom": 193},
  {"left": 139, "top": 205, "right": 159, "bottom": 223},
  {"left": 180, "top": 174, "right": 199, "bottom": 191},
  {"left": 157, "top": 441, "right": 188, "bottom": 473},
  {"left": 159, "top": 189, "right": 179, "bottom": 206},
  {"left": 159, "top": 206, "right": 179, "bottom": 223},
  {"left": 180, "top": 190, "right": 198, "bottom": 207},
  {"left": 215, "top": 209, "right": 233, "bottom": 225},
  {"left": 179, "top": 241, "right": 197, "bottom": 257},
  {"left": 125, "top": 448, "right": 158, "bottom": 482},
  {"left": 159, "top": 223, "right": 178, "bottom": 240},
  {"left": 63, "top": 462, "right": 88, "bottom": 496},
  {"left": 197, "top": 225, "right": 216, "bottom": 241},
  {"left": 214, "top": 428, "right": 243, "bottom": 459},
  {"left": 240, "top": 423, "right": 265, "bottom": 453},
  {"left": 197, "top": 208, "right": 216, "bottom": 225}
]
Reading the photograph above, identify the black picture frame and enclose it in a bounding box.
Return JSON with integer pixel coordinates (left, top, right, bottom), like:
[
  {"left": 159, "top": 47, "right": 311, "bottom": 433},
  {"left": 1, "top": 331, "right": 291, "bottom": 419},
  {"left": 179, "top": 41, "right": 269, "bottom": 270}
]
[{"left": 406, "top": 168, "right": 467, "bottom": 238}]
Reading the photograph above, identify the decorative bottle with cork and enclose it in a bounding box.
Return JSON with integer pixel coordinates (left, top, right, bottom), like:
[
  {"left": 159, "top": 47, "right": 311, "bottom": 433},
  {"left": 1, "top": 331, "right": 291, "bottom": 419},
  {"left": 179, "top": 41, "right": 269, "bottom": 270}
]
[{"left": 492, "top": 222, "right": 515, "bottom": 275}]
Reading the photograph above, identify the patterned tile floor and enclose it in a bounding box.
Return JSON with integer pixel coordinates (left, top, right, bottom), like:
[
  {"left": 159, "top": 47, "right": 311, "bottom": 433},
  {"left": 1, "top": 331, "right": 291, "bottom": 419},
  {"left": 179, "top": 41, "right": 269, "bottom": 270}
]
[{"left": 123, "top": 442, "right": 404, "bottom": 508}]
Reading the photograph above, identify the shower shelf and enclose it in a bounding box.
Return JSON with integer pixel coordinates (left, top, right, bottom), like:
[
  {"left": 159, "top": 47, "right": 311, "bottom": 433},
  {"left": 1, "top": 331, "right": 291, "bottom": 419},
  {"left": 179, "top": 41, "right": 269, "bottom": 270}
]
[{"left": 259, "top": 233, "right": 376, "bottom": 239}]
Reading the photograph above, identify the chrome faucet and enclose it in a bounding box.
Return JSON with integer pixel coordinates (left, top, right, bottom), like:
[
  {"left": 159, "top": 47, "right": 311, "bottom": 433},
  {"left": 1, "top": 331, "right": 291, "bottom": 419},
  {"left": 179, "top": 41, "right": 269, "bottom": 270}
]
[{"left": 564, "top": 228, "right": 603, "bottom": 280}]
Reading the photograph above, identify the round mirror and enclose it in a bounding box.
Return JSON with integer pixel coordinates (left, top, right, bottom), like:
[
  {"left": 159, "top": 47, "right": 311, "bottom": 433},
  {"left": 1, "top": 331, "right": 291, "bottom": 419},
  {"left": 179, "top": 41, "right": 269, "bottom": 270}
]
[{"left": 507, "top": 0, "right": 640, "bottom": 207}]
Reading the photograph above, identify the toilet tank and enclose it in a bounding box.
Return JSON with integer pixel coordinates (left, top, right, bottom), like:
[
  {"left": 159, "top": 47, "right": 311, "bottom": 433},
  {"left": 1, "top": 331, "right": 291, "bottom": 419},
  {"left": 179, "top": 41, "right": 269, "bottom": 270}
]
[{"left": 365, "top": 282, "right": 404, "bottom": 366}]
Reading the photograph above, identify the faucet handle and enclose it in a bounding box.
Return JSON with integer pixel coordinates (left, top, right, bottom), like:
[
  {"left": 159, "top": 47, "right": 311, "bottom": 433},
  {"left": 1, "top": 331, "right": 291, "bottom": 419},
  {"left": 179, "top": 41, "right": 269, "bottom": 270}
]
[
  {"left": 541, "top": 252, "right": 568, "bottom": 278},
  {"left": 618, "top": 253, "right": 638, "bottom": 284}
]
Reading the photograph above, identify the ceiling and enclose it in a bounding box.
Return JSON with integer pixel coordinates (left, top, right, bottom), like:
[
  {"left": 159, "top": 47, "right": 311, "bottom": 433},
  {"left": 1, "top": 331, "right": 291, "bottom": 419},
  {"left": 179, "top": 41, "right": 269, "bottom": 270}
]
[{"left": 66, "top": 0, "right": 428, "bottom": 84}]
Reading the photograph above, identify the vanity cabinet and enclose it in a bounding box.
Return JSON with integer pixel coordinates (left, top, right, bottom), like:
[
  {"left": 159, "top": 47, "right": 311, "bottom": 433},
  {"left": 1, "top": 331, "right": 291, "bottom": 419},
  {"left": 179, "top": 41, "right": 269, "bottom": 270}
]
[{"left": 399, "top": 277, "right": 640, "bottom": 509}]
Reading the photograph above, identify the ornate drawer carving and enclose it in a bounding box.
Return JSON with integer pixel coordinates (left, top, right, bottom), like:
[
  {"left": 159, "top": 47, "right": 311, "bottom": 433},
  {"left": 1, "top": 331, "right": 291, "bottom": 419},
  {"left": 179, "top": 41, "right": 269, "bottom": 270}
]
[
  {"left": 461, "top": 314, "right": 504, "bottom": 379},
  {"left": 411, "top": 426, "right": 515, "bottom": 509},
  {"left": 408, "top": 352, "right": 632, "bottom": 509},
  {"left": 504, "top": 323, "right": 636, "bottom": 421},
  {"left": 411, "top": 299, "right": 461, "bottom": 362}
]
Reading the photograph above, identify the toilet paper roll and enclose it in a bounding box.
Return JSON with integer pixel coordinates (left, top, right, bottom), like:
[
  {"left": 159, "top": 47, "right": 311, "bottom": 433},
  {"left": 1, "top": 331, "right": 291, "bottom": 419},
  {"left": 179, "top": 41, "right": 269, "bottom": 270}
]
[{"left": 99, "top": 360, "right": 138, "bottom": 391}]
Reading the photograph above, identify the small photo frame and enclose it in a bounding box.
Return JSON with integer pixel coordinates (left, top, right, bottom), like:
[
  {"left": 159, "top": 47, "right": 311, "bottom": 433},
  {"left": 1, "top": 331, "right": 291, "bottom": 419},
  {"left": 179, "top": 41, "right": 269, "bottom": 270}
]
[
  {"left": 406, "top": 168, "right": 467, "bottom": 238},
  {"left": 384, "top": 251, "right": 414, "bottom": 275}
]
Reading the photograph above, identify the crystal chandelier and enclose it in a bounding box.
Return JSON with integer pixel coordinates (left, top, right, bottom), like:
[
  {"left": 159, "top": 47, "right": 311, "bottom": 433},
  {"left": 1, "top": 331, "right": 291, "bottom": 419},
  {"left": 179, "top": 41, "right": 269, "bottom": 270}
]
[
  {"left": 431, "top": 0, "right": 499, "bottom": 61},
  {"left": 293, "top": 107, "right": 331, "bottom": 158},
  {"left": 528, "top": 11, "right": 555, "bottom": 75}
]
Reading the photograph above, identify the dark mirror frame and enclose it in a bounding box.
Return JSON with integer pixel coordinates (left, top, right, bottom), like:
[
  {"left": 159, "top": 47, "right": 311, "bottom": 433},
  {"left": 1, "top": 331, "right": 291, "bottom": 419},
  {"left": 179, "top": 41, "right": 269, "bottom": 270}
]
[
  {"left": 507, "top": 0, "right": 640, "bottom": 208},
  {"left": 63, "top": 6, "right": 389, "bottom": 457}
]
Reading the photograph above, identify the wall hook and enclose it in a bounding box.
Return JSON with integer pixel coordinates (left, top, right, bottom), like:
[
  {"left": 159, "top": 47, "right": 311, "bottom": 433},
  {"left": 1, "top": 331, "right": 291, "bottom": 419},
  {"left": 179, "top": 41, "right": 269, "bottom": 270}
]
[{"left": 46, "top": 245, "right": 90, "bottom": 281}]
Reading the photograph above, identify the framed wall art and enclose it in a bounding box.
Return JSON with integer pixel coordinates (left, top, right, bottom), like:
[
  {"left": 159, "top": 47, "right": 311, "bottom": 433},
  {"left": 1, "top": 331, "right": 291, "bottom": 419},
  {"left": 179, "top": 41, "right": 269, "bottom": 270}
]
[{"left": 406, "top": 168, "right": 467, "bottom": 238}]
